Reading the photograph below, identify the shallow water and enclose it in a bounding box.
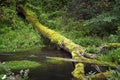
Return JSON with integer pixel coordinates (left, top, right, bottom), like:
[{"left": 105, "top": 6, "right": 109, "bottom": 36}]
[{"left": 0, "top": 47, "right": 74, "bottom": 80}]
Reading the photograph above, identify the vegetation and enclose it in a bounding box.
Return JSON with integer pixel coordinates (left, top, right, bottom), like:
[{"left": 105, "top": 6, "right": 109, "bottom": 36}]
[
  {"left": 0, "top": 1, "right": 44, "bottom": 52},
  {"left": 0, "top": 0, "right": 120, "bottom": 80},
  {"left": 0, "top": 60, "right": 41, "bottom": 80}
]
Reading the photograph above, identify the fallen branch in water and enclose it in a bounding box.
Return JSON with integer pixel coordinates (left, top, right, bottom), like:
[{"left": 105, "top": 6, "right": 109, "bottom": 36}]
[
  {"left": 46, "top": 56, "right": 78, "bottom": 62},
  {"left": 46, "top": 56, "right": 117, "bottom": 68}
]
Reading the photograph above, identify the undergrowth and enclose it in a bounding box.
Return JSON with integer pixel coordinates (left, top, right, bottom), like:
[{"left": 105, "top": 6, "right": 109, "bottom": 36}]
[
  {"left": 97, "top": 48, "right": 120, "bottom": 64},
  {"left": 0, "top": 9, "right": 44, "bottom": 52}
]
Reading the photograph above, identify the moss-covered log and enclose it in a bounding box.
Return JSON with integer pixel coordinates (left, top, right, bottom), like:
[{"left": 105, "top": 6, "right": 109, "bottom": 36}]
[
  {"left": 103, "top": 43, "right": 120, "bottom": 48},
  {"left": 18, "top": 5, "right": 117, "bottom": 80}
]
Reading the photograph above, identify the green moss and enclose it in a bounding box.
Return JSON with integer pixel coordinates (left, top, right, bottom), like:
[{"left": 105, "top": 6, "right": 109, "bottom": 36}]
[
  {"left": 80, "top": 58, "right": 117, "bottom": 69},
  {"left": 72, "top": 63, "right": 85, "bottom": 80},
  {"left": 46, "top": 59, "right": 64, "bottom": 65},
  {"left": 71, "top": 52, "right": 79, "bottom": 58},
  {"left": 4, "top": 60, "right": 41, "bottom": 70}
]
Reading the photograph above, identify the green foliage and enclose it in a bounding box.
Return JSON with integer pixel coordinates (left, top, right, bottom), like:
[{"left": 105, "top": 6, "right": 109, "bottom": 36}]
[
  {"left": 0, "top": 0, "right": 16, "bottom": 7},
  {"left": 0, "top": 3, "right": 44, "bottom": 52},
  {"left": 26, "top": 0, "right": 70, "bottom": 13},
  {"left": 67, "top": 0, "right": 115, "bottom": 20},
  {"left": 0, "top": 17, "right": 44, "bottom": 52},
  {"left": 83, "top": 0, "right": 120, "bottom": 36},
  {"left": 0, "top": 63, "right": 10, "bottom": 74},
  {"left": 86, "top": 45, "right": 98, "bottom": 53},
  {"left": 74, "top": 37, "right": 102, "bottom": 46},
  {"left": 98, "top": 48, "right": 120, "bottom": 63},
  {"left": 0, "top": 6, "right": 16, "bottom": 24},
  {"left": 117, "top": 26, "right": 120, "bottom": 42},
  {"left": 107, "top": 71, "right": 120, "bottom": 80},
  {"left": 106, "top": 34, "right": 119, "bottom": 43},
  {"left": 83, "top": 12, "right": 118, "bottom": 36},
  {"left": 33, "top": 0, "right": 69, "bottom": 12},
  {"left": 0, "top": 62, "right": 30, "bottom": 80}
]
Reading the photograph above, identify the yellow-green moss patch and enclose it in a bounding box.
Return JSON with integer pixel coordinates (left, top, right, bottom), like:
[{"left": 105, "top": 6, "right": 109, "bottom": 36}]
[{"left": 72, "top": 63, "right": 86, "bottom": 80}]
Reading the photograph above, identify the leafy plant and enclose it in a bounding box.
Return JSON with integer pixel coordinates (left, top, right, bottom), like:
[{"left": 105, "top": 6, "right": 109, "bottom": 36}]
[
  {"left": 73, "top": 37, "right": 102, "bottom": 47},
  {"left": 107, "top": 71, "right": 120, "bottom": 80},
  {"left": 98, "top": 48, "right": 120, "bottom": 63},
  {"left": 67, "top": 0, "right": 115, "bottom": 20},
  {"left": 83, "top": 0, "right": 120, "bottom": 37}
]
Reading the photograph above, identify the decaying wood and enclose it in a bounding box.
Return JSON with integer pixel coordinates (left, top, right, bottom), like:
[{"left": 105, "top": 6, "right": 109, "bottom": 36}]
[{"left": 18, "top": 5, "right": 117, "bottom": 80}]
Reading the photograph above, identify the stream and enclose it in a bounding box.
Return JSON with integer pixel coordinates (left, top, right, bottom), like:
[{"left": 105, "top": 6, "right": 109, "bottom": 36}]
[{"left": 0, "top": 47, "right": 74, "bottom": 80}]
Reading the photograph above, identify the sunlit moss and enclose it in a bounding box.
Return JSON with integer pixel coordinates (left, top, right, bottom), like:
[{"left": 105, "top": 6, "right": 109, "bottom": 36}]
[
  {"left": 72, "top": 63, "right": 86, "bottom": 80},
  {"left": 4, "top": 60, "right": 41, "bottom": 70}
]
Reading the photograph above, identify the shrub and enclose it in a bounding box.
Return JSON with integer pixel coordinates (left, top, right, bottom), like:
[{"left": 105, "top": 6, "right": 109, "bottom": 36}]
[
  {"left": 67, "top": 0, "right": 115, "bottom": 20},
  {"left": 83, "top": 0, "right": 120, "bottom": 37}
]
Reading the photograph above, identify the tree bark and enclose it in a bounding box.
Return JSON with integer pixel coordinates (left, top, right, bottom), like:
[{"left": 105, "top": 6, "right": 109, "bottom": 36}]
[{"left": 18, "top": 5, "right": 117, "bottom": 80}]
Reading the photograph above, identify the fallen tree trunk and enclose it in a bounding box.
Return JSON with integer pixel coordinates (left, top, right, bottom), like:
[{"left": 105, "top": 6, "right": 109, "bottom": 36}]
[
  {"left": 97, "top": 43, "right": 120, "bottom": 54},
  {"left": 18, "top": 5, "right": 117, "bottom": 80},
  {"left": 102, "top": 43, "right": 120, "bottom": 48}
]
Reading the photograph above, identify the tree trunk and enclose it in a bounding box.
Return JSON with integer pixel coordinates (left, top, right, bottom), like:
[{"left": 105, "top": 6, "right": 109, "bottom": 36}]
[{"left": 18, "top": 5, "right": 117, "bottom": 80}]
